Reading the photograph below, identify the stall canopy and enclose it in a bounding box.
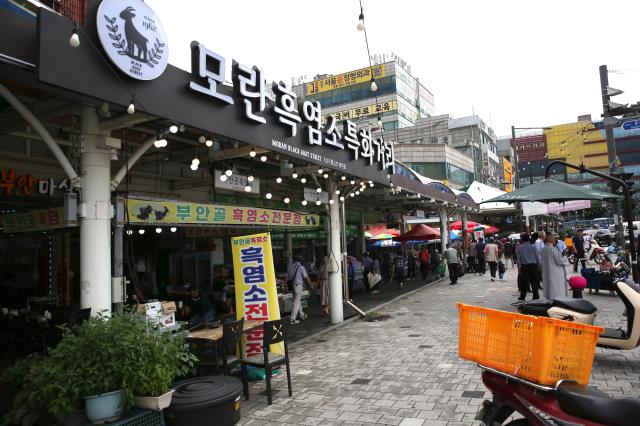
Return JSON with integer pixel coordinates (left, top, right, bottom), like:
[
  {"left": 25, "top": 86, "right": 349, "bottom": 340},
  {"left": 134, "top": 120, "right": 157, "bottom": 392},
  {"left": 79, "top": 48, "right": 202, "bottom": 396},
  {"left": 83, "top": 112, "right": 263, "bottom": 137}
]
[
  {"left": 449, "top": 220, "right": 500, "bottom": 234},
  {"left": 465, "top": 181, "right": 514, "bottom": 212},
  {"left": 482, "top": 179, "right": 621, "bottom": 204},
  {"left": 394, "top": 224, "right": 440, "bottom": 242}
]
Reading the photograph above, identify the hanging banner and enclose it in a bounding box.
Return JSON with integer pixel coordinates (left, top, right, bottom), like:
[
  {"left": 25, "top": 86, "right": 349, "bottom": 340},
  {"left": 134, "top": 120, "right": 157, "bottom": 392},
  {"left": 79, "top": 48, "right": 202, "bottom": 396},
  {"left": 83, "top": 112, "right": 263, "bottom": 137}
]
[
  {"left": 1, "top": 207, "right": 70, "bottom": 233},
  {"left": 305, "top": 64, "right": 385, "bottom": 95},
  {"left": 125, "top": 197, "right": 321, "bottom": 227},
  {"left": 548, "top": 200, "right": 591, "bottom": 214},
  {"left": 322, "top": 100, "right": 398, "bottom": 124},
  {"left": 231, "top": 233, "right": 283, "bottom": 356}
]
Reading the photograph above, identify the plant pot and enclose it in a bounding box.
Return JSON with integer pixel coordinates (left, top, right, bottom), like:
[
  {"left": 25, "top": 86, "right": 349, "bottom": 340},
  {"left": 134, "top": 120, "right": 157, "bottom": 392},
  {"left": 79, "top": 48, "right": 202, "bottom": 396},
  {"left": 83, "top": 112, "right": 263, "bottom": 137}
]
[
  {"left": 83, "top": 389, "right": 124, "bottom": 425},
  {"left": 134, "top": 389, "right": 175, "bottom": 411}
]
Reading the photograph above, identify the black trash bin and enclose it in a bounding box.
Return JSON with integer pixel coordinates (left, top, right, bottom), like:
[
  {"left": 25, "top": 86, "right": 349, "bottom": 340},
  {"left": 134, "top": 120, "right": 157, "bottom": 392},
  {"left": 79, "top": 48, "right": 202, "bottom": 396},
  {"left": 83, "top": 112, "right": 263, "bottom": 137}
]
[{"left": 165, "top": 376, "right": 243, "bottom": 426}]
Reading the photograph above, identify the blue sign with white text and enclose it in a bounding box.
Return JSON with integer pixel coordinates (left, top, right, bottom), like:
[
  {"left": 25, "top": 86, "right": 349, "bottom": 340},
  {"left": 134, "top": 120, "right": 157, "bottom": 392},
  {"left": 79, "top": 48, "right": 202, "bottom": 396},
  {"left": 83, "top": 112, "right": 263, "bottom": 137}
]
[{"left": 623, "top": 120, "right": 640, "bottom": 131}]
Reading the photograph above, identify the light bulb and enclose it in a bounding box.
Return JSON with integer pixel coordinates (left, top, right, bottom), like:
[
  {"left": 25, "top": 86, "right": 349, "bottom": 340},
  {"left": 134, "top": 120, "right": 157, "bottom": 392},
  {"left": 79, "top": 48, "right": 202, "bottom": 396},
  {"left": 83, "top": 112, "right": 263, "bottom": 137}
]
[
  {"left": 323, "top": 173, "right": 329, "bottom": 179},
  {"left": 316, "top": 200, "right": 321, "bottom": 206},
  {"left": 126, "top": 229, "right": 133, "bottom": 235},
  {"left": 369, "top": 183, "right": 374, "bottom": 187},
  {"left": 355, "top": 190, "right": 360, "bottom": 195},
  {"left": 300, "top": 177, "right": 307, "bottom": 183},
  {"left": 340, "top": 196, "right": 345, "bottom": 202},
  {"left": 190, "top": 163, "right": 198, "bottom": 171},
  {"left": 318, "top": 168, "right": 324, "bottom": 174},
  {"left": 266, "top": 192, "right": 272, "bottom": 199},
  {"left": 368, "top": 180, "right": 373, "bottom": 184},
  {"left": 302, "top": 200, "right": 308, "bottom": 206},
  {"left": 260, "top": 155, "right": 267, "bottom": 162},
  {"left": 154, "top": 139, "right": 164, "bottom": 148},
  {"left": 292, "top": 173, "right": 298, "bottom": 179},
  {"left": 198, "top": 135, "right": 206, "bottom": 143},
  {"left": 170, "top": 227, "right": 177, "bottom": 233},
  {"left": 169, "top": 125, "right": 178, "bottom": 134},
  {"left": 179, "top": 125, "right": 186, "bottom": 132},
  {"left": 225, "top": 168, "right": 233, "bottom": 176},
  {"left": 370, "top": 79, "right": 378, "bottom": 92},
  {"left": 377, "top": 116, "right": 382, "bottom": 127},
  {"left": 138, "top": 229, "right": 145, "bottom": 235},
  {"left": 155, "top": 227, "right": 162, "bottom": 234},
  {"left": 276, "top": 177, "right": 283, "bottom": 183},
  {"left": 316, "top": 188, "right": 322, "bottom": 193},
  {"left": 350, "top": 179, "right": 355, "bottom": 185},
  {"left": 192, "top": 157, "right": 200, "bottom": 166},
  {"left": 205, "top": 139, "right": 213, "bottom": 147},
  {"left": 69, "top": 29, "right": 80, "bottom": 48},
  {"left": 248, "top": 175, "right": 254, "bottom": 182},
  {"left": 127, "top": 103, "right": 135, "bottom": 115},
  {"left": 219, "top": 174, "right": 228, "bottom": 182},
  {"left": 284, "top": 197, "right": 290, "bottom": 204},
  {"left": 357, "top": 12, "right": 365, "bottom": 31},
  {"left": 329, "top": 199, "right": 335, "bottom": 204},
  {"left": 341, "top": 175, "right": 347, "bottom": 181},
  {"left": 350, "top": 193, "right": 355, "bottom": 197},
  {"left": 335, "top": 190, "right": 340, "bottom": 195},
  {"left": 244, "top": 185, "right": 252, "bottom": 192},
  {"left": 249, "top": 148, "right": 256, "bottom": 158}
]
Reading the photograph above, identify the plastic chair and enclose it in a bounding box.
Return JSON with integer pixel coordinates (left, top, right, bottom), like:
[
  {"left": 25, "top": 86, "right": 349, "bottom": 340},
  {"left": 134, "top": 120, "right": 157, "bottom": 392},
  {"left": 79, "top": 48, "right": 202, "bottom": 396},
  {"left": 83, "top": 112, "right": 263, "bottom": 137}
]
[
  {"left": 241, "top": 319, "right": 292, "bottom": 405},
  {"left": 219, "top": 318, "right": 244, "bottom": 377}
]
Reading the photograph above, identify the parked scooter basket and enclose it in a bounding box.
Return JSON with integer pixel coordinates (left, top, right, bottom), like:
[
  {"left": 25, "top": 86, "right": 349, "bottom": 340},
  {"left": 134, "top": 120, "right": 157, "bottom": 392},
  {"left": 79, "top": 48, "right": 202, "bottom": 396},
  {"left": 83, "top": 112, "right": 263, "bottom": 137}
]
[{"left": 457, "top": 303, "right": 603, "bottom": 385}]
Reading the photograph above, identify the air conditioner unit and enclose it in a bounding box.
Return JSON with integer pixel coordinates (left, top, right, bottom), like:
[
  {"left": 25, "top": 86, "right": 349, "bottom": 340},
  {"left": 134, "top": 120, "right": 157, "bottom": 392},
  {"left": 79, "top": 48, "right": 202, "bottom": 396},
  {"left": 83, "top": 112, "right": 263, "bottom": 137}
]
[
  {"left": 441, "top": 135, "right": 452, "bottom": 145},
  {"left": 431, "top": 137, "right": 439, "bottom": 144}
]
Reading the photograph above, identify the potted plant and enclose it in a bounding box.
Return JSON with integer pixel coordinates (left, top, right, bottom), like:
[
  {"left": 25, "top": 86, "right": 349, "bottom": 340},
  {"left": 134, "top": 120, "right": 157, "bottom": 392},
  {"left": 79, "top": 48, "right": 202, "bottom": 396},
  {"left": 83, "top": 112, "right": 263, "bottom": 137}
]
[{"left": 130, "top": 325, "right": 197, "bottom": 410}]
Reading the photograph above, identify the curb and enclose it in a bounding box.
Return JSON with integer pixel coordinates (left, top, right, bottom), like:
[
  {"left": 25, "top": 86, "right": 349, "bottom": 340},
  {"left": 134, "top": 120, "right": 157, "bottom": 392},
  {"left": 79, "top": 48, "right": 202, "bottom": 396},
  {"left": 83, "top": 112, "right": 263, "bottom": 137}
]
[{"left": 289, "top": 274, "right": 449, "bottom": 347}]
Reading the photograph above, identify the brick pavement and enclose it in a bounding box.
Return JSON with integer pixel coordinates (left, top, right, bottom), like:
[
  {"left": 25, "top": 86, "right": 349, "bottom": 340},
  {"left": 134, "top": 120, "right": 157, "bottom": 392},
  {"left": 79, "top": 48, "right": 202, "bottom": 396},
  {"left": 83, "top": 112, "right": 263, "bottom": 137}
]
[{"left": 238, "top": 265, "right": 640, "bottom": 425}]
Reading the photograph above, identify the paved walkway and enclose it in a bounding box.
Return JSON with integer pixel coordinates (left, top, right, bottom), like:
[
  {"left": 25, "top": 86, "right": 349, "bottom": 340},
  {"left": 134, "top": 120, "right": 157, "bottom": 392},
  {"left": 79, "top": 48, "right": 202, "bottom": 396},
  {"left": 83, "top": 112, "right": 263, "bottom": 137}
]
[{"left": 239, "top": 265, "right": 640, "bottom": 425}]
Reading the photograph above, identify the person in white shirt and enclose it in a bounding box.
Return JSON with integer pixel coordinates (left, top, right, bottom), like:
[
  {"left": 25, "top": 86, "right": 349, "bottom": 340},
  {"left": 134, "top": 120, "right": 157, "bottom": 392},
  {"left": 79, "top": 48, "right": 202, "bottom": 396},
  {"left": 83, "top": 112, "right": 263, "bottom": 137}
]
[
  {"left": 535, "top": 231, "right": 546, "bottom": 258},
  {"left": 287, "top": 256, "right": 312, "bottom": 324}
]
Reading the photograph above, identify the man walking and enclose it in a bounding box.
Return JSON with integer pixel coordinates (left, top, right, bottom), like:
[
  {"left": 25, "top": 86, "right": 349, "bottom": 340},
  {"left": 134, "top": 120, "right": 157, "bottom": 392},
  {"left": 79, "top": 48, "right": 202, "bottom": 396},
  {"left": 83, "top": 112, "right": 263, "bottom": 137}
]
[
  {"left": 535, "top": 231, "right": 546, "bottom": 259},
  {"left": 484, "top": 238, "right": 500, "bottom": 282},
  {"left": 287, "top": 256, "right": 311, "bottom": 324},
  {"left": 475, "top": 238, "right": 486, "bottom": 275},
  {"left": 516, "top": 233, "right": 541, "bottom": 300},
  {"left": 444, "top": 243, "right": 461, "bottom": 285},
  {"left": 503, "top": 239, "right": 515, "bottom": 269},
  {"left": 419, "top": 245, "right": 430, "bottom": 280},
  {"left": 573, "top": 229, "right": 587, "bottom": 272}
]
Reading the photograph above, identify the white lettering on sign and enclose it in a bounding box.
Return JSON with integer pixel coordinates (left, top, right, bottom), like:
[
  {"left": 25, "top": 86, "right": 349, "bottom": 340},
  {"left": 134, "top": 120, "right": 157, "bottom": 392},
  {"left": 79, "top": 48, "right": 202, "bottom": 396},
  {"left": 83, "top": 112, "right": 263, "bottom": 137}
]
[{"left": 188, "top": 41, "right": 394, "bottom": 172}]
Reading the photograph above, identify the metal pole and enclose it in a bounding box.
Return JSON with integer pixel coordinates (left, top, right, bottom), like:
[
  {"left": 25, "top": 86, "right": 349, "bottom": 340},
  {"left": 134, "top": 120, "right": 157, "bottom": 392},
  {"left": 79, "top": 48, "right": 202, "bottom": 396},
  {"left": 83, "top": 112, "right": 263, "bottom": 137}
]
[
  {"left": 341, "top": 200, "right": 349, "bottom": 300},
  {"left": 600, "top": 64, "right": 625, "bottom": 252},
  {"left": 511, "top": 125, "right": 518, "bottom": 189}
]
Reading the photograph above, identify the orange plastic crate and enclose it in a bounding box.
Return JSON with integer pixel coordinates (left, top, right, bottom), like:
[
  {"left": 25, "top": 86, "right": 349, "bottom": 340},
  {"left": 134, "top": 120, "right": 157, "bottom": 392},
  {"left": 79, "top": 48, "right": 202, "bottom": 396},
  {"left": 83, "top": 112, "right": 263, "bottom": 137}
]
[{"left": 457, "top": 303, "right": 603, "bottom": 385}]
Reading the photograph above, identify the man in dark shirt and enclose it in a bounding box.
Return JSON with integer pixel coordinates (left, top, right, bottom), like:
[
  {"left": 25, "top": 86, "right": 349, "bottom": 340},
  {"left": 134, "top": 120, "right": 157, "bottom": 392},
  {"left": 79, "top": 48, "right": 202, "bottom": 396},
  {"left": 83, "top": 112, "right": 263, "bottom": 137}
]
[
  {"left": 572, "top": 229, "right": 586, "bottom": 272},
  {"left": 475, "top": 238, "right": 486, "bottom": 275}
]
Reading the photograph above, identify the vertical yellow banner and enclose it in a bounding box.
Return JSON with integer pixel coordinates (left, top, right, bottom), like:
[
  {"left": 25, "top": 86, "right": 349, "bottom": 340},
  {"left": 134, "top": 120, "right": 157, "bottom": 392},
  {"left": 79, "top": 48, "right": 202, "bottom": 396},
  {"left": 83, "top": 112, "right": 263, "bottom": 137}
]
[{"left": 232, "top": 233, "right": 283, "bottom": 356}]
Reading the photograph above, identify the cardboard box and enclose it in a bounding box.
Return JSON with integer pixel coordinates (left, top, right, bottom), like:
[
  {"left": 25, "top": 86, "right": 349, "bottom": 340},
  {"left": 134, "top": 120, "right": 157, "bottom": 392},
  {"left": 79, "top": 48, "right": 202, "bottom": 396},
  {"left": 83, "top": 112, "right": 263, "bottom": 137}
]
[{"left": 137, "top": 301, "right": 175, "bottom": 328}]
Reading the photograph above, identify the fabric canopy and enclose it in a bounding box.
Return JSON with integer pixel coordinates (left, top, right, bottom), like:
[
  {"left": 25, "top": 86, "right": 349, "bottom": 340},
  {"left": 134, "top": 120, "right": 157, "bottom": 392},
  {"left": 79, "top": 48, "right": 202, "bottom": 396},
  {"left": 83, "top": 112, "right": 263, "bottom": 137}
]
[
  {"left": 394, "top": 224, "right": 441, "bottom": 242},
  {"left": 450, "top": 220, "right": 500, "bottom": 234},
  {"left": 482, "top": 179, "right": 621, "bottom": 204}
]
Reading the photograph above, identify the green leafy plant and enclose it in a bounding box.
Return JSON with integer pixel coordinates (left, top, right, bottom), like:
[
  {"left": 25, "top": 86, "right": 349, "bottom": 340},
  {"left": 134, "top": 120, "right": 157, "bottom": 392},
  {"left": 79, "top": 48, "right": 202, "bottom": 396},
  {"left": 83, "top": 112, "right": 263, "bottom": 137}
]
[{"left": 4, "top": 310, "right": 197, "bottom": 423}]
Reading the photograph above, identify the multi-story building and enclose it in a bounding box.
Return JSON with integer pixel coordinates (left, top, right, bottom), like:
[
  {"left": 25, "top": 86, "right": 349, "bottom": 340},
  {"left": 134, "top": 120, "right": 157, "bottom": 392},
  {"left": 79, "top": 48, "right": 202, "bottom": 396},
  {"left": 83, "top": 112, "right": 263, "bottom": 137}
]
[
  {"left": 292, "top": 57, "right": 435, "bottom": 133},
  {"left": 390, "top": 114, "right": 499, "bottom": 188}
]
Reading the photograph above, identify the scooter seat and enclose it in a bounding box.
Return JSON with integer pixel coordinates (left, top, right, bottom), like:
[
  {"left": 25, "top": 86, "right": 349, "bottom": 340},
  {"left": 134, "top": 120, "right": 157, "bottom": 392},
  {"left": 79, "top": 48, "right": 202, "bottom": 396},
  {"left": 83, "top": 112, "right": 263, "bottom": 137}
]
[
  {"left": 557, "top": 382, "right": 640, "bottom": 426},
  {"left": 552, "top": 297, "right": 597, "bottom": 314}
]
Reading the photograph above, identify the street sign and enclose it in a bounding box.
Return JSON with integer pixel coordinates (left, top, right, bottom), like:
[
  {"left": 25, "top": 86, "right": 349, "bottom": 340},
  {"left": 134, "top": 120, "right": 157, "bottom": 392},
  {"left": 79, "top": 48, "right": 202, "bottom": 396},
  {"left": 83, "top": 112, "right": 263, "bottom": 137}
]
[{"left": 623, "top": 120, "right": 640, "bottom": 131}]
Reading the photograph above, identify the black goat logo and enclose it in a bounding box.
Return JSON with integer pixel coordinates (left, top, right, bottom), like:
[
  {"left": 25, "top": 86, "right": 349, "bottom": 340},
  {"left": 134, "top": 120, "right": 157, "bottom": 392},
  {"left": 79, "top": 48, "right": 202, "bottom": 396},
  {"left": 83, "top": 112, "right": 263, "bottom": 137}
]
[
  {"left": 154, "top": 206, "right": 169, "bottom": 221},
  {"left": 136, "top": 205, "right": 154, "bottom": 220},
  {"left": 104, "top": 8, "right": 165, "bottom": 67}
]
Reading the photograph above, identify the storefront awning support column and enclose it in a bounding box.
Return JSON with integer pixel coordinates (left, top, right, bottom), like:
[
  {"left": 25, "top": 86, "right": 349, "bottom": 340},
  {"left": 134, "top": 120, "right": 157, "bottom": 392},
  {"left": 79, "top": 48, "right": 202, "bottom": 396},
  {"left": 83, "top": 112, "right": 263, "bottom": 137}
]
[
  {"left": 438, "top": 205, "right": 449, "bottom": 254},
  {"left": 328, "top": 176, "right": 344, "bottom": 324},
  {"left": 461, "top": 209, "right": 468, "bottom": 271},
  {"left": 0, "top": 84, "right": 80, "bottom": 187},
  {"left": 80, "top": 106, "right": 112, "bottom": 316}
]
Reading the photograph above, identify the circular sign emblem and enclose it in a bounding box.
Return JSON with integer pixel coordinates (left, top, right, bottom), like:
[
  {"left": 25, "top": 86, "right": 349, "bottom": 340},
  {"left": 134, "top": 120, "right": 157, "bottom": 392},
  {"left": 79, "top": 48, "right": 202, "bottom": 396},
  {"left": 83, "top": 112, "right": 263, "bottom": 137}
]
[{"left": 96, "top": 0, "right": 168, "bottom": 80}]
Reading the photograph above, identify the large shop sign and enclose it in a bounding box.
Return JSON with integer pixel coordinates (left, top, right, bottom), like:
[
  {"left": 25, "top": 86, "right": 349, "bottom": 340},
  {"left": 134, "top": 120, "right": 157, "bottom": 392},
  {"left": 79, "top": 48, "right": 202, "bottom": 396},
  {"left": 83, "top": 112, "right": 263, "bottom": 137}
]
[
  {"left": 36, "top": 5, "right": 394, "bottom": 185},
  {"left": 125, "top": 197, "right": 321, "bottom": 228},
  {"left": 1, "top": 207, "right": 72, "bottom": 233},
  {"left": 0, "top": 169, "right": 74, "bottom": 197}
]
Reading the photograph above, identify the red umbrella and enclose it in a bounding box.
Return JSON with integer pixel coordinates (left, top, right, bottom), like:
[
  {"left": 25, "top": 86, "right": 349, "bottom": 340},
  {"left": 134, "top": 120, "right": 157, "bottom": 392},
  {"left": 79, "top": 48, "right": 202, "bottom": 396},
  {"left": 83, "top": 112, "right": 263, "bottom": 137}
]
[
  {"left": 449, "top": 220, "right": 482, "bottom": 231},
  {"left": 394, "top": 224, "right": 441, "bottom": 242}
]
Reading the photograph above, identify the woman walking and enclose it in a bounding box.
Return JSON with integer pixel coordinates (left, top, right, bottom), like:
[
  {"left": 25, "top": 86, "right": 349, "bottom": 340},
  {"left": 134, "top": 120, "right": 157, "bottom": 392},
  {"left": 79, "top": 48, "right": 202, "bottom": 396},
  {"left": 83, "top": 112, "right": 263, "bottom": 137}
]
[{"left": 318, "top": 256, "right": 330, "bottom": 316}]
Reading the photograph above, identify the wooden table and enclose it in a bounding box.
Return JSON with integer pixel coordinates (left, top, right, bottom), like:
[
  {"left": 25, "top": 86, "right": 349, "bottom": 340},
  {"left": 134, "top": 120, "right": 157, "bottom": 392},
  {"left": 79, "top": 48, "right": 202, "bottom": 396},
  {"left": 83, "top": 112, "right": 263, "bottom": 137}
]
[{"left": 187, "top": 319, "right": 262, "bottom": 341}]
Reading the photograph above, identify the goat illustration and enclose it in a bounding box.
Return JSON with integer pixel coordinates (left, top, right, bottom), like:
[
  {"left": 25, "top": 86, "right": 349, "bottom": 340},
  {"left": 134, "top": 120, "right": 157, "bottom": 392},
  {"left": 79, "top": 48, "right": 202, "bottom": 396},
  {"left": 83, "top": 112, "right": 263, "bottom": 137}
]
[
  {"left": 154, "top": 206, "right": 169, "bottom": 221},
  {"left": 136, "top": 205, "right": 153, "bottom": 220},
  {"left": 119, "top": 7, "right": 148, "bottom": 62}
]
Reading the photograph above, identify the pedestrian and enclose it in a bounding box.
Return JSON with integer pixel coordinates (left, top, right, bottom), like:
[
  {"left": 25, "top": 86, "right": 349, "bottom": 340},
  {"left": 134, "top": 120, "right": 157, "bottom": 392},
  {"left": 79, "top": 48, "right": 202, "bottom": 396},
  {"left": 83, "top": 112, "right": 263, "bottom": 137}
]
[
  {"left": 370, "top": 254, "right": 382, "bottom": 294},
  {"left": 535, "top": 231, "right": 546, "bottom": 258},
  {"left": 347, "top": 257, "right": 355, "bottom": 299},
  {"left": 317, "top": 256, "right": 330, "bottom": 316},
  {"left": 516, "top": 233, "right": 541, "bottom": 300},
  {"left": 362, "top": 252, "right": 373, "bottom": 292},
  {"left": 407, "top": 247, "right": 417, "bottom": 280},
  {"left": 394, "top": 250, "right": 405, "bottom": 289},
  {"left": 476, "top": 238, "right": 487, "bottom": 275},
  {"left": 498, "top": 258, "right": 506, "bottom": 280},
  {"left": 503, "top": 239, "right": 515, "bottom": 269},
  {"left": 541, "top": 234, "right": 568, "bottom": 299},
  {"left": 468, "top": 239, "right": 477, "bottom": 273},
  {"left": 555, "top": 236, "right": 566, "bottom": 254},
  {"left": 443, "top": 242, "right": 460, "bottom": 285},
  {"left": 572, "top": 228, "right": 587, "bottom": 272},
  {"left": 419, "top": 245, "right": 430, "bottom": 280},
  {"left": 287, "top": 256, "right": 311, "bottom": 324},
  {"left": 484, "top": 238, "right": 500, "bottom": 281}
]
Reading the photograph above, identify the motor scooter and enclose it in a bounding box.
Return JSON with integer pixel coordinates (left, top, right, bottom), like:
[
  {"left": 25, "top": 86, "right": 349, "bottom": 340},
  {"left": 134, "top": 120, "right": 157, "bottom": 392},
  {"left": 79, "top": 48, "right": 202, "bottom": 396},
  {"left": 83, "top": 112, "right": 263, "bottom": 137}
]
[
  {"left": 567, "top": 240, "right": 606, "bottom": 265},
  {"left": 517, "top": 278, "right": 640, "bottom": 350},
  {"left": 476, "top": 366, "right": 640, "bottom": 425}
]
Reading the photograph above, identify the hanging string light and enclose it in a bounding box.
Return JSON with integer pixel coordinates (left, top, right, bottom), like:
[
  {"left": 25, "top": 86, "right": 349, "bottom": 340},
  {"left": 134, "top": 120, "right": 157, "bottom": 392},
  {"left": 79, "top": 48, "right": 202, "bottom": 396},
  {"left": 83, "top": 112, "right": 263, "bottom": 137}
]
[
  {"left": 68, "top": 24, "right": 80, "bottom": 47},
  {"left": 265, "top": 192, "right": 272, "bottom": 199},
  {"left": 276, "top": 177, "right": 283, "bottom": 184},
  {"left": 249, "top": 148, "right": 256, "bottom": 158}
]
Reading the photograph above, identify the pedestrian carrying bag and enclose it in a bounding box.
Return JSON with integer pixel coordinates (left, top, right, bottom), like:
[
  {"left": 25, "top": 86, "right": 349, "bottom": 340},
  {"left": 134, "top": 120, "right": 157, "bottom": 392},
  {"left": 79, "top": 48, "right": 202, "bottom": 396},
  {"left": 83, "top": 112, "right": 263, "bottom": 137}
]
[
  {"left": 368, "top": 272, "right": 382, "bottom": 289},
  {"left": 286, "top": 264, "right": 300, "bottom": 292}
]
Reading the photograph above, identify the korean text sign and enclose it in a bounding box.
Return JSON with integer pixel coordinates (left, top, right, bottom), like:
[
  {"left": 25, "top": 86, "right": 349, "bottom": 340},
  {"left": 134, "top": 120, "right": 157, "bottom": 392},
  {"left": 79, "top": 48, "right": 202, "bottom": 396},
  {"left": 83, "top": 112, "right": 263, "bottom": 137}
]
[
  {"left": 232, "top": 233, "right": 283, "bottom": 356},
  {"left": 1, "top": 207, "right": 67, "bottom": 233},
  {"left": 305, "top": 64, "right": 385, "bottom": 95},
  {"left": 126, "top": 198, "right": 321, "bottom": 228}
]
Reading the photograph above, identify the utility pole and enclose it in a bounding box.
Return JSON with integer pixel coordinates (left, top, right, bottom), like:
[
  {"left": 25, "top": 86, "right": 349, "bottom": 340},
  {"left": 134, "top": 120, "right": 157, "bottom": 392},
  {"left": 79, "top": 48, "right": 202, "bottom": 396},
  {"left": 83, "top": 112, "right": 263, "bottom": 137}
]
[
  {"left": 511, "top": 125, "right": 518, "bottom": 189},
  {"left": 599, "top": 65, "right": 625, "bottom": 253}
]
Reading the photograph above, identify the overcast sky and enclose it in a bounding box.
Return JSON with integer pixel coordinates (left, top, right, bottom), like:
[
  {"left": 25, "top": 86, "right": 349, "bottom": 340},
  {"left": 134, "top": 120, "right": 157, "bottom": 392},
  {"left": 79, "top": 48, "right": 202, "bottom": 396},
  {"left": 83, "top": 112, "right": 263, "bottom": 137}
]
[{"left": 147, "top": 0, "right": 640, "bottom": 138}]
